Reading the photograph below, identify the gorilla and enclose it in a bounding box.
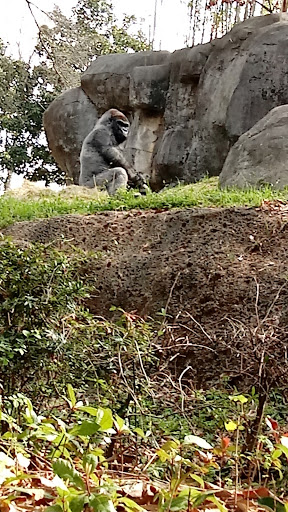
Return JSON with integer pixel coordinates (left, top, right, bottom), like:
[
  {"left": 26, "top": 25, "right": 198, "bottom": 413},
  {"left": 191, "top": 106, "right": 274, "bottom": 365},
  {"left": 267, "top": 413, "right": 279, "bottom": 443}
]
[{"left": 79, "top": 108, "right": 148, "bottom": 195}]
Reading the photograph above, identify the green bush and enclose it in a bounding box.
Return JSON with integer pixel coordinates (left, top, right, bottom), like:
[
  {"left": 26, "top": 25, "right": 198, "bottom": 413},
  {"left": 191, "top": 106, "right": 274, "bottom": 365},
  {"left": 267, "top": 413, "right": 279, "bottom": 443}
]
[
  {"left": 0, "top": 240, "right": 90, "bottom": 391},
  {"left": 0, "top": 239, "right": 158, "bottom": 404}
]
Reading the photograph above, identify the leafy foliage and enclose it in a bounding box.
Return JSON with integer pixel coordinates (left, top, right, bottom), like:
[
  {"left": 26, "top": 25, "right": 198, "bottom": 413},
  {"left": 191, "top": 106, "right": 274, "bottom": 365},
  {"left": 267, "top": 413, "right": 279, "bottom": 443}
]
[
  {"left": 0, "top": 239, "right": 90, "bottom": 391},
  {"left": 1, "top": 388, "right": 288, "bottom": 512},
  {"left": 1, "top": 192, "right": 288, "bottom": 508},
  {"left": 0, "top": 238, "right": 158, "bottom": 404},
  {"left": 0, "top": 43, "right": 63, "bottom": 188},
  {"left": 36, "top": 0, "right": 150, "bottom": 89},
  {"left": 0, "top": 228, "right": 288, "bottom": 509}
]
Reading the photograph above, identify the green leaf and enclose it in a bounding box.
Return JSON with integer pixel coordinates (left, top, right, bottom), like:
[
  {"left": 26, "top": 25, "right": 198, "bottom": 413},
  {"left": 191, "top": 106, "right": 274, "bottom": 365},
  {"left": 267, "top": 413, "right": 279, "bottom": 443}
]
[
  {"left": 99, "top": 409, "right": 113, "bottom": 431},
  {"left": 258, "top": 497, "right": 286, "bottom": 512},
  {"left": 114, "top": 415, "right": 125, "bottom": 431},
  {"left": 166, "top": 495, "right": 188, "bottom": 512},
  {"left": 119, "top": 497, "right": 145, "bottom": 511},
  {"left": 52, "top": 460, "right": 85, "bottom": 490},
  {"left": 69, "top": 421, "right": 100, "bottom": 437},
  {"left": 77, "top": 406, "right": 99, "bottom": 416},
  {"left": 276, "top": 444, "right": 288, "bottom": 458},
  {"left": 45, "top": 506, "right": 63, "bottom": 512},
  {"left": 67, "top": 384, "right": 76, "bottom": 408},
  {"left": 163, "top": 488, "right": 204, "bottom": 511},
  {"left": 69, "top": 494, "right": 86, "bottom": 512},
  {"left": 189, "top": 474, "right": 205, "bottom": 488},
  {"left": 183, "top": 435, "right": 213, "bottom": 449},
  {"left": 192, "top": 490, "right": 210, "bottom": 507},
  {"left": 272, "top": 449, "right": 282, "bottom": 460},
  {"left": 89, "top": 494, "right": 116, "bottom": 512},
  {"left": 134, "top": 428, "right": 145, "bottom": 438},
  {"left": 161, "top": 440, "right": 180, "bottom": 452},
  {"left": 225, "top": 421, "right": 238, "bottom": 432},
  {"left": 207, "top": 495, "right": 228, "bottom": 512},
  {"left": 83, "top": 454, "right": 98, "bottom": 474},
  {"left": 229, "top": 394, "right": 248, "bottom": 404},
  {"left": 156, "top": 448, "right": 171, "bottom": 462}
]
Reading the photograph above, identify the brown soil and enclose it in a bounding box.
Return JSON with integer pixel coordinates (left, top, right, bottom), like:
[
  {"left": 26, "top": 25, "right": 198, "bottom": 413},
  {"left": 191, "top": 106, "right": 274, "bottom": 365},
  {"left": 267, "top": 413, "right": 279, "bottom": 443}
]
[{"left": 4, "top": 205, "right": 288, "bottom": 387}]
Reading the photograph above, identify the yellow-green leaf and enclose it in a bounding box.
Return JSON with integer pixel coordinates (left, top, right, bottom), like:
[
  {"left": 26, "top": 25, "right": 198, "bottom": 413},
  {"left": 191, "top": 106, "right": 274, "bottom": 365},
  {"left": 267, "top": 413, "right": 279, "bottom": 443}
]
[
  {"left": 189, "top": 473, "right": 205, "bottom": 488},
  {"left": 225, "top": 421, "right": 238, "bottom": 432},
  {"left": 207, "top": 495, "right": 228, "bottom": 512},
  {"left": 67, "top": 384, "right": 76, "bottom": 408},
  {"left": 229, "top": 395, "right": 248, "bottom": 404},
  {"left": 272, "top": 449, "right": 282, "bottom": 460},
  {"left": 161, "top": 440, "right": 180, "bottom": 452}
]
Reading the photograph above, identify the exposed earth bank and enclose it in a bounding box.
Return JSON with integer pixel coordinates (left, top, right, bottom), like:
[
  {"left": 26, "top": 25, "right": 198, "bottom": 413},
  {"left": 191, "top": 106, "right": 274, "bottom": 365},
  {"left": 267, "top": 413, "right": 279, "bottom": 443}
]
[{"left": 4, "top": 206, "right": 288, "bottom": 386}]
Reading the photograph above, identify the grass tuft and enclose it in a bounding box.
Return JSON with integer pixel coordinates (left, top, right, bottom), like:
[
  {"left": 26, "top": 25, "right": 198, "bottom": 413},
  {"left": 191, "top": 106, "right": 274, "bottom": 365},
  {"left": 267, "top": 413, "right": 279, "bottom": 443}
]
[{"left": 1, "top": 177, "right": 288, "bottom": 228}]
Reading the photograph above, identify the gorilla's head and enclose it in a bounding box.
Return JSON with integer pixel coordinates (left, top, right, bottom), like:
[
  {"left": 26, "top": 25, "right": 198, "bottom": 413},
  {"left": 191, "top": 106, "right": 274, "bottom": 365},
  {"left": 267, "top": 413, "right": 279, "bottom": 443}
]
[{"left": 106, "top": 108, "right": 130, "bottom": 144}]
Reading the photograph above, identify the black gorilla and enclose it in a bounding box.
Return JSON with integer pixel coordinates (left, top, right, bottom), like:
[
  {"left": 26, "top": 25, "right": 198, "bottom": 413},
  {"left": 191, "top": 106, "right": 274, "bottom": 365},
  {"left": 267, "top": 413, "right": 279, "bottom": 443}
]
[{"left": 79, "top": 108, "right": 148, "bottom": 195}]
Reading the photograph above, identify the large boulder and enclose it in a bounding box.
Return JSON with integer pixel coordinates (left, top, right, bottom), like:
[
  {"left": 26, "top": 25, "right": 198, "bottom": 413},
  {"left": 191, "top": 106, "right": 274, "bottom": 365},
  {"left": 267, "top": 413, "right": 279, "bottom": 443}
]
[
  {"left": 81, "top": 51, "right": 171, "bottom": 111},
  {"left": 43, "top": 87, "right": 98, "bottom": 185},
  {"left": 219, "top": 105, "right": 288, "bottom": 189},
  {"left": 81, "top": 51, "right": 171, "bottom": 183},
  {"left": 43, "top": 13, "right": 288, "bottom": 188},
  {"left": 188, "top": 13, "right": 288, "bottom": 180}
]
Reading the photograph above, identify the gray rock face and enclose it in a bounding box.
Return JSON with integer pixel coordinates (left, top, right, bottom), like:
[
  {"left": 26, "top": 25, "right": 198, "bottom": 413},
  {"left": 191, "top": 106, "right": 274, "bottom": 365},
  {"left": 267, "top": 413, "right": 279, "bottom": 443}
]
[
  {"left": 43, "top": 13, "right": 288, "bottom": 188},
  {"left": 219, "top": 105, "right": 288, "bottom": 189},
  {"left": 43, "top": 87, "right": 98, "bottom": 184},
  {"left": 184, "top": 13, "right": 288, "bottom": 181},
  {"left": 81, "top": 51, "right": 171, "bottom": 112}
]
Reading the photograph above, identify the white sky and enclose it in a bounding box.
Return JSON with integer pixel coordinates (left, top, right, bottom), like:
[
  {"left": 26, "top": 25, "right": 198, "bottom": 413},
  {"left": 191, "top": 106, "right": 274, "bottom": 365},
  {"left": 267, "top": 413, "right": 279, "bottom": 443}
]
[{"left": 1, "top": 0, "right": 192, "bottom": 60}]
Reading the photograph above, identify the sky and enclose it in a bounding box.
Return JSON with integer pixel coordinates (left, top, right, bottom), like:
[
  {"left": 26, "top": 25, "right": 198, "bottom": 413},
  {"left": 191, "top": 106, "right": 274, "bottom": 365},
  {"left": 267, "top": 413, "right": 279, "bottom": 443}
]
[{"left": 1, "top": 0, "right": 192, "bottom": 60}]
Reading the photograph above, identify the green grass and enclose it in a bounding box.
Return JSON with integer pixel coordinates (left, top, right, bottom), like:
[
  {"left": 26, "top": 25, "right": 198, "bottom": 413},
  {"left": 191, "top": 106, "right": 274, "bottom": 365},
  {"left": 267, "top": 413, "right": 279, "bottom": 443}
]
[{"left": 1, "top": 177, "right": 288, "bottom": 228}]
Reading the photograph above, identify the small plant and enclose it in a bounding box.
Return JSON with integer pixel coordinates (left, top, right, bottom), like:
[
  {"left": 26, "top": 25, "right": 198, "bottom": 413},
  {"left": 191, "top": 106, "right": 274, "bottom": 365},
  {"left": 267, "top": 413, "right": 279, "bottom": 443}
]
[
  {"left": 1, "top": 386, "right": 288, "bottom": 511},
  {"left": 0, "top": 239, "right": 94, "bottom": 394}
]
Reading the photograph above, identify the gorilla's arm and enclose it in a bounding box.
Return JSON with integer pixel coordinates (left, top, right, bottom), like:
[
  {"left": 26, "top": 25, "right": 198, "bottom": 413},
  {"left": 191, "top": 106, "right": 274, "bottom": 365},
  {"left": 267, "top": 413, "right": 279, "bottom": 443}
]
[
  {"left": 104, "top": 146, "right": 148, "bottom": 192},
  {"left": 91, "top": 128, "right": 136, "bottom": 181},
  {"left": 102, "top": 146, "right": 136, "bottom": 181}
]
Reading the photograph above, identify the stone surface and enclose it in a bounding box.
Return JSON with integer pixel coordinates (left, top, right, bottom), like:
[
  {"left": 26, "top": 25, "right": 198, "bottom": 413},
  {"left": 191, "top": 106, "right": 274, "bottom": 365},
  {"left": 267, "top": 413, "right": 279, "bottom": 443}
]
[
  {"left": 130, "top": 64, "right": 170, "bottom": 111},
  {"left": 183, "top": 13, "right": 288, "bottom": 181},
  {"left": 43, "top": 87, "right": 98, "bottom": 185},
  {"left": 44, "top": 13, "right": 288, "bottom": 188},
  {"left": 219, "top": 105, "right": 288, "bottom": 189},
  {"left": 81, "top": 51, "right": 171, "bottom": 112}
]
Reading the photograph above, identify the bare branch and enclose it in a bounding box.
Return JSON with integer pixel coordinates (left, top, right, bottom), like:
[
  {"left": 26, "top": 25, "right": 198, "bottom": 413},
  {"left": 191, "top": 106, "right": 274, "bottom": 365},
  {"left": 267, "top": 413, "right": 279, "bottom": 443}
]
[{"left": 24, "top": 0, "right": 68, "bottom": 87}]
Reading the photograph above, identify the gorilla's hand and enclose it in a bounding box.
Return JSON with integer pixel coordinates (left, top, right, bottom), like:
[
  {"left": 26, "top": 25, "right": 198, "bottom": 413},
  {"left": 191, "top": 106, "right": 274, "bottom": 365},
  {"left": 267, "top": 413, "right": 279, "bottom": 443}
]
[{"left": 128, "top": 172, "right": 149, "bottom": 195}]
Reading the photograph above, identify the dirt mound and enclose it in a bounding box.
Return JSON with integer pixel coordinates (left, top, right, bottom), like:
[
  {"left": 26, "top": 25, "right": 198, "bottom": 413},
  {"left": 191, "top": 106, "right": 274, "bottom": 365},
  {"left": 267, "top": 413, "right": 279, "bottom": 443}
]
[{"left": 3, "top": 205, "right": 288, "bottom": 386}]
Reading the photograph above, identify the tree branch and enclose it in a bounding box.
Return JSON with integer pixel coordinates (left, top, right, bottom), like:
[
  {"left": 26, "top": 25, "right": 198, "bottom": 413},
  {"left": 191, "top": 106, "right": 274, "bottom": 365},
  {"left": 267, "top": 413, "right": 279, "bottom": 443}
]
[
  {"left": 254, "top": 0, "right": 273, "bottom": 13},
  {"left": 24, "top": 0, "right": 69, "bottom": 87}
]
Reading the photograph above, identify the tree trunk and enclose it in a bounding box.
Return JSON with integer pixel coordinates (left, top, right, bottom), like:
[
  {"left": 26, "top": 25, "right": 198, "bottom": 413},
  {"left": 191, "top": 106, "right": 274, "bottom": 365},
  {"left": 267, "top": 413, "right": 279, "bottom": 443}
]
[{"left": 4, "top": 170, "right": 13, "bottom": 192}]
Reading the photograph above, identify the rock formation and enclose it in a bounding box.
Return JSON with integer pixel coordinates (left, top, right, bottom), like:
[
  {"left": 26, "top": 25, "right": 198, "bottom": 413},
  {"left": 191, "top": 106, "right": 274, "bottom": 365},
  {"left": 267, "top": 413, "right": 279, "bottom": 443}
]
[
  {"left": 219, "top": 105, "right": 288, "bottom": 189},
  {"left": 43, "top": 88, "right": 98, "bottom": 185},
  {"left": 43, "top": 13, "right": 288, "bottom": 189}
]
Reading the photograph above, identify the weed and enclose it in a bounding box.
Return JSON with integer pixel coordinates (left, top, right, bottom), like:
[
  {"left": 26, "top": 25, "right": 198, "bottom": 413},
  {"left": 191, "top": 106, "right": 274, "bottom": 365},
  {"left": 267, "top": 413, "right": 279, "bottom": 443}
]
[{"left": 1, "top": 387, "right": 288, "bottom": 511}]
